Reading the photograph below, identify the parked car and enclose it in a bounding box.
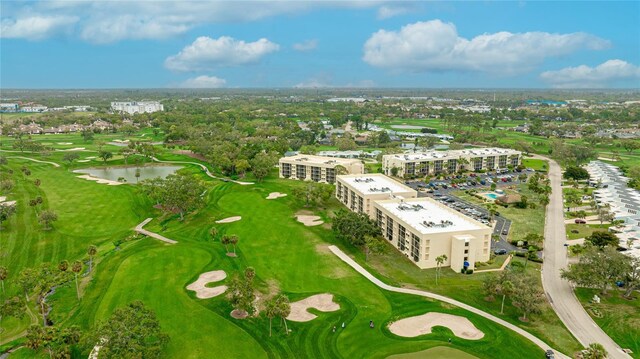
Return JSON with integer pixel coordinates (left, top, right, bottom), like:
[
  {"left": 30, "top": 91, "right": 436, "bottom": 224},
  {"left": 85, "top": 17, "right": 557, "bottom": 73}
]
[
  {"left": 574, "top": 219, "right": 587, "bottom": 224},
  {"left": 545, "top": 349, "right": 555, "bottom": 359},
  {"left": 494, "top": 249, "right": 508, "bottom": 255},
  {"left": 502, "top": 229, "right": 509, "bottom": 235}
]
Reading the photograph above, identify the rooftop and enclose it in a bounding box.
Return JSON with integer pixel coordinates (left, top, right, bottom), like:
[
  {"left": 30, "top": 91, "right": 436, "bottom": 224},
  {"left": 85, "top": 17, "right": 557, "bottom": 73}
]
[
  {"left": 384, "top": 147, "right": 520, "bottom": 162},
  {"left": 376, "top": 198, "right": 488, "bottom": 235},
  {"left": 280, "top": 154, "right": 361, "bottom": 166},
  {"left": 338, "top": 174, "right": 416, "bottom": 196}
]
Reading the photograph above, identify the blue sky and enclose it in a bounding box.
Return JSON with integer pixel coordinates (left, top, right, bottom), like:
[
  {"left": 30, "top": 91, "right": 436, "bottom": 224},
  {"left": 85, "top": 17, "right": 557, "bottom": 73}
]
[{"left": 1, "top": 1, "right": 639, "bottom": 89}]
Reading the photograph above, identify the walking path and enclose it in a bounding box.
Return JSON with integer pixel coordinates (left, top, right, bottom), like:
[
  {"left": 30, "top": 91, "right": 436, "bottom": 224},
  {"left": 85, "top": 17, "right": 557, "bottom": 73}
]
[
  {"left": 328, "top": 245, "right": 569, "bottom": 359},
  {"left": 151, "top": 157, "right": 254, "bottom": 185},
  {"left": 534, "top": 154, "right": 630, "bottom": 359},
  {"left": 134, "top": 218, "right": 177, "bottom": 244},
  {"left": 6, "top": 156, "right": 61, "bottom": 167},
  {"left": 474, "top": 254, "right": 512, "bottom": 273}
]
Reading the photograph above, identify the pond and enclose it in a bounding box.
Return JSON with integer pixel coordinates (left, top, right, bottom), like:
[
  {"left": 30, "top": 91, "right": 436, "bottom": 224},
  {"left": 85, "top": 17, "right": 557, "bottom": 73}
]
[{"left": 74, "top": 165, "right": 183, "bottom": 183}]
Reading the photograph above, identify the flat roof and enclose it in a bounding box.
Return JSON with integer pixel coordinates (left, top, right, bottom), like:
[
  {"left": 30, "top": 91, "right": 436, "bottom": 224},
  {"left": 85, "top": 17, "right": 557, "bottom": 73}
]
[
  {"left": 375, "top": 198, "right": 488, "bottom": 235},
  {"left": 338, "top": 174, "right": 416, "bottom": 196},
  {"left": 280, "top": 154, "right": 361, "bottom": 166},
  {"left": 384, "top": 147, "right": 520, "bottom": 162}
]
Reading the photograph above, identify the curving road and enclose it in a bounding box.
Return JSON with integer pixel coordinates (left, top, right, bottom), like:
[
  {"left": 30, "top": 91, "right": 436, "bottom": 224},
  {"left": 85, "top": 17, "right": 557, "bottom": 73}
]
[
  {"left": 329, "top": 245, "right": 570, "bottom": 359},
  {"left": 537, "top": 155, "right": 630, "bottom": 359}
]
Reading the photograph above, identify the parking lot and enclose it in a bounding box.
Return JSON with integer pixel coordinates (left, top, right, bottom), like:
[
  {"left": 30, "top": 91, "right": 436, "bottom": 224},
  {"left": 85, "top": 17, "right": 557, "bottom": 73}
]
[{"left": 423, "top": 191, "right": 518, "bottom": 252}]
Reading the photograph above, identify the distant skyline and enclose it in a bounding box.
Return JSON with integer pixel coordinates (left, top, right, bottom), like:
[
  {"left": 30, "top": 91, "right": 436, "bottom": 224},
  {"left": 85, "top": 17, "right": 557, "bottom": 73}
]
[{"left": 1, "top": 1, "right": 639, "bottom": 89}]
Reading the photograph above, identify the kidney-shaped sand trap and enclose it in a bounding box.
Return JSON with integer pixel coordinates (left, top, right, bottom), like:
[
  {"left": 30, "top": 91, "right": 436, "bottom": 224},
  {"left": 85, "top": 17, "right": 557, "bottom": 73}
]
[
  {"left": 186, "top": 270, "right": 228, "bottom": 299},
  {"left": 296, "top": 215, "right": 323, "bottom": 226},
  {"left": 388, "top": 312, "right": 484, "bottom": 340},
  {"left": 287, "top": 293, "right": 340, "bottom": 322},
  {"left": 215, "top": 216, "right": 241, "bottom": 224},
  {"left": 266, "top": 192, "right": 287, "bottom": 199}
]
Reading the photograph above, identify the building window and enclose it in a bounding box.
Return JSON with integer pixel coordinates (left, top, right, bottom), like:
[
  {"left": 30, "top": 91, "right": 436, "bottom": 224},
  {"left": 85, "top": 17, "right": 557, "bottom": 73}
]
[
  {"left": 296, "top": 165, "right": 307, "bottom": 179},
  {"left": 350, "top": 191, "right": 357, "bottom": 210},
  {"left": 375, "top": 209, "right": 383, "bottom": 227},
  {"left": 358, "top": 196, "right": 364, "bottom": 213},
  {"left": 473, "top": 158, "right": 482, "bottom": 171},
  {"left": 411, "top": 233, "right": 421, "bottom": 262},
  {"left": 281, "top": 163, "right": 291, "bottom": 178},
  {"left": 386, "top": 217, "right": 394, "bottom": 242},
  {"left": 398, "top": 225, "right": 406, "bottom": 251},
  {"left": 486, "top": 157, "right": 495, "bottom": 170},
  {"left": 498, "top": 155, "right": 507, "bottom": 168},
  {"left": 434, "top": 160, "right": 443, "bottom": 172},
  {"left": 326, "top": 168, "right": 336, "bottom": 183},
  {"left": 311, "top": 166, "right": 321, "bottom": 182},
  {"left": 405, "top": 162, "right": 415, "bottom": 176},
  {"left": 448, "top": 159, "right": 457, "bottom": 173}
]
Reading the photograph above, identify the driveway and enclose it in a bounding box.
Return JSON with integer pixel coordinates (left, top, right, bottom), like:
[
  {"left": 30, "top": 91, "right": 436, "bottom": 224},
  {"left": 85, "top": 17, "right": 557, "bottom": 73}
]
[{"left": 537, "top": 155, "right": 630, "bottom": 359}]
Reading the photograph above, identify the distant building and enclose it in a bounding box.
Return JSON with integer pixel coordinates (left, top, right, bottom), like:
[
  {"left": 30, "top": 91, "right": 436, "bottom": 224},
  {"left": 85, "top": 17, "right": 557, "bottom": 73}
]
[
  {"left": 278, "top": 154, "right": 364, "bottom": 184},
  {"left": 373, "top": 197, "right": 492, "bottom": 271},
  {"left": 111, "top": 101, "right": 163, "bottom": 115},
  {"left": 0, "top": 103, "right": 19, "bottom": 112},
  {"left": 21, "top": 105, "right": 48, "bottom": 113},
  {"left": 382, "top": 147, "right": 521, "bottom": 178},
  {"left": 336, "top": 174, "right": 417, "bottom": 217}
]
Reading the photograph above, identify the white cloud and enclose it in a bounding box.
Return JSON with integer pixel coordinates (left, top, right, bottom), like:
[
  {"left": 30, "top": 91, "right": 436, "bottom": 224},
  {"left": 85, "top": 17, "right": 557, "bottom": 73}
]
[
  {"left": 294, "top": 79, "right": 331, "bottom": 88},
  {"left": 363, "top": 20, "right": 610, "bottom": 74},
  {"left": 292, "top": 39, "right": 318, "bottom": 52},
  {"left": 0, "top": 1, "right": 392, "bottom": 43},
  {"left": 377, "top": 4, "right": 416, "bottom": 19},
  {"left": 165, "top": 36, "right": 280, "bottom": 72},
  {"left": 1, "top": 15, "right": 77, "bottom": 40},
  {"left": 540, "top": 60, "right": 640, "bottom": 88},
  {"left": 179, "top": 75, "right": 227, "bottom": 88}
]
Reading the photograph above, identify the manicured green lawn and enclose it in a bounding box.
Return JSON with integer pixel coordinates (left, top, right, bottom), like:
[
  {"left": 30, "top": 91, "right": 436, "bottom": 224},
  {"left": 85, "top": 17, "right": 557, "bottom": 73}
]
[
  {"left": 0, "top": 133, "right": 575, "bottom": 358},
  {"left": 522, "top": 158, "right": 548, "bottom": 172},
  {"left": 566, "top": 224, "right": 610, "bottom": 240},
  {"left": 387, "top": 346, "right": 480, "bottom": 359},
  {"left": 575, "top": 288, "right": 640, "bottom": 358}
]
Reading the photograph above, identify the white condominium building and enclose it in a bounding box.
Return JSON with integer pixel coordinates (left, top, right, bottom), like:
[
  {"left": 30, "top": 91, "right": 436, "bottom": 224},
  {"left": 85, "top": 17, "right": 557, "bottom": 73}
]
[
  {"left": 111, "top": 101, "right": 164, "bottom": 114},
  {"left": 373, "top": 197, "right": 492, "bottom": 271},
  {"left": 336, "top": 174, "right": 417, "bottom": 217},
  {"left": 382, "top": 147, "right": 522, "bottom": 178},
  {"left": 279, "top": 154, "right": 364, "bottom": 184}
]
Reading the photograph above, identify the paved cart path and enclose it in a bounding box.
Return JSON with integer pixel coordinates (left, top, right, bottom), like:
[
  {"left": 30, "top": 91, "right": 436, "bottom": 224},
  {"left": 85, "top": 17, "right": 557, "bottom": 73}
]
[
  {"left": 134, "top": 218, "right": 177, "bottom": 244},
  {"left": 535, "top": 154, "right": 630, "bottom": 359},
  {"left": 328, "top": 245, "right": 569, "bottom": 359},
  {"left": 151, "top": 157, "right": 254, "bottom": 185}
]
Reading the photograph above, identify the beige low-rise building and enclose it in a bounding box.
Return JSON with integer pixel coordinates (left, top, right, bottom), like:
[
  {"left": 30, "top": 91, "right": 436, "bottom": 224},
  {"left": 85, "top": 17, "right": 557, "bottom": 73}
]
[
  {"left": 279, "top": 154, "right": 364, "bottom": 183},
  {"left": 382, "top": 147, "right": 522, "bottom": 178},
  {"left": 336, "top": 174, "right": 418, "bottom": 217},
  {"left": 373, "top": 197, "right": 492, "bottom": 271}
]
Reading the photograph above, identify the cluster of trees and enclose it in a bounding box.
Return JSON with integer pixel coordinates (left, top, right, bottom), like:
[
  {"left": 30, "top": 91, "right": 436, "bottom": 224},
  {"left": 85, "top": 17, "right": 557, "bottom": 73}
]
[
  {"left": 563, "top": 166, "right": 590, "bottom": 181},
  {"left": 482, "top": 270, "right": 544, "bottom": 321},
  {"left": 140, "top": 174, "right": 206, "bottom": 220},
  {"left": 332, "top": 210, "right": 385, "bottom": 261},
  {"left": 292, "top": 182, "right": 335, "bottom": 208},
  {"left": 562, "top": 244, "right": 639, "bottom": 298},
  {"left": 526, "top": 173, "right": 552, "bottom": 207}
]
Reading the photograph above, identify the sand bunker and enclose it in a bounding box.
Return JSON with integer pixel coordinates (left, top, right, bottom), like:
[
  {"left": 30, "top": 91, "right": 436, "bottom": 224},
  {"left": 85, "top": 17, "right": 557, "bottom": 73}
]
[
  {"left": 186, "top": 270, "right": 227, "bottom": 299},
  {"left": 77, "top": 160, "right": 90, "bottom": 162},
  {"left": 85, "top": 156, "right": 97, "bottom": 159},
  {"left": 287, "top": 293, "right": 340, "bottom": 322},
  {"left": 266, "top": 192, "right": 287, "bottom": 199},
  {"left": 57, "top": 142, "right": 73, "bottom": 145},
  {"left": 76, "top": 175, "right": 124, "bottom": 186},
  {"left": 57, "top": 147, "right": 86, "bottom": 151},
  {"left": 296, "top": 215, "right": 323, "bottom": 226},
  {"left": 216, "top": 216, "right": 241, "bottom": 223},
  {"left": 388, "top": 312, "right": 484, "bottom": 340}
]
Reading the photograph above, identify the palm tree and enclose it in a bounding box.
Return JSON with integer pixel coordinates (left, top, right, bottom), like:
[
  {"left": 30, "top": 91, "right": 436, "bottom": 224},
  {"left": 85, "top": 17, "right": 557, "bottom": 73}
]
[
  {"left": 71, "top": 260, "right": 82, "bottom": 300},
  {"left": 275, "top": 294, "right": 291, "bottom": 335},
  {"left": 582, "top": 343, "right": 607, "bottom": 359},
  {"left": 229, "top": 235, "right": 239, "bottom": 256},
  {"left": 435, "top": 254, "right": 448, "bottom": 285},
  {"left": 209, "top": 227, "right": 218, "bottom": 241},
  {"left": 264, "top": 297, "right": 278, "bottom": 337},
  {"left": 221, "top": 235, "right": 231, "bottom": 255},
  {"left": 335, "top": 165, "right": 348, "bottom": 176},
  {"left": 58, "top": 260, "right": 69, "bottom": 273},
  {"left": 499, "top": 280, "right": 514, "bottom": 314},
  {"left": 87, "top": 245, "right": 97, "bottom": 273},
  {"left": 0, "top": 266, "right": 7, "bottom": 293}
]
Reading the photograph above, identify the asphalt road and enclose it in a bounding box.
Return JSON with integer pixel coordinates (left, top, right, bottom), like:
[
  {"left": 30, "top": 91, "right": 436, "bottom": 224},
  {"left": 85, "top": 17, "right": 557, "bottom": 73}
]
[{"left": 539, "top": 155, "right": 630, "bottom": 359}]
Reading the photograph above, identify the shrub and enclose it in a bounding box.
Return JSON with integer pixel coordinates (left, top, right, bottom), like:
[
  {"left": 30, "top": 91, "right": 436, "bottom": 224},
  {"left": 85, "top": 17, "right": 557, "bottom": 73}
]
[{"left": 466, "top": 269, "right": 474, "bottom": 274}]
